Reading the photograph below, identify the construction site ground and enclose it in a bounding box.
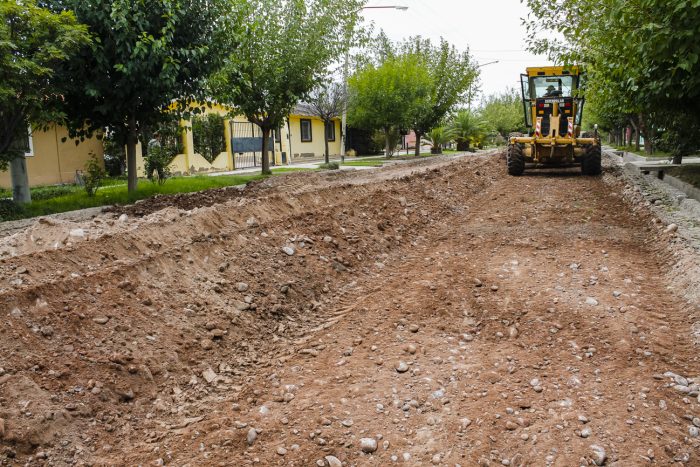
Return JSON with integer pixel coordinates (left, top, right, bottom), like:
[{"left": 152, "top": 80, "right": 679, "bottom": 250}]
[{"left": 0, "top": 150, "right": 699, "bottom": 466}]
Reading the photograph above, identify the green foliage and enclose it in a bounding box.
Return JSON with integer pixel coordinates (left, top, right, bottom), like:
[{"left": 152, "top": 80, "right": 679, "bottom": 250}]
[
  {"left": 421, "top": 127, "right": 455, "bottom": 154},
  {"left": 318, "top": 161, "right": 340, "bottom": 170},
  {"left": 0, "top": 0, "right": 90, "bottom": 169},
  {"left": 192, "top": 113, "right": 226, "bottom": 163},
  {"left": 524, "top": 0, "right": 700, "bottom": 160},
  {"left": 50, "top": 0, "right": 231, "bottom": 190},
  {"left": 450, "top": 110, "right": 487, "bottom": 150},
  {"left": 348, "top": 54, "right": 432, "bottom": 137},
  {"left": 212, "top": 0, "right": 362, "bottom": 175},
  {"left": 0, "top": 199, "right": 25, "bottom": 221},
  {"left": 399, "top": 37, "right": 479, "bottom": 139},
  {"left": 144, "top": 145, "right": 173, "bottom": 185},
  {"left": 83, "top": 153, "right": 106, "bottom": 197},
  {"left": 479, "top": 88, "right": 527, "bottom": 137},
  {"left": 370, "top": 127, "right": 402, "bottom": 158}
]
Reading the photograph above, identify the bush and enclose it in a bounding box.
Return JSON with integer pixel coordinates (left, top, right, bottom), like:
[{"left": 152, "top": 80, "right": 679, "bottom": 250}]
[
  {"left": 145, "top": 145, "right": 173, "bottom": 185},
  {"left": 319, "top": 161, "right": 340, "bottom": 170},
  {"left": 192, "top": 113, "right": 226, "bottom": 163},
  {"left": 31, "top": 185, "right": 77, "bottom": 200},
  {"left": 84, "top": 153, "right": 107, "bottom": 197},
  {"left": 0, "top": 199, "right": 25, "bottom": 221}
]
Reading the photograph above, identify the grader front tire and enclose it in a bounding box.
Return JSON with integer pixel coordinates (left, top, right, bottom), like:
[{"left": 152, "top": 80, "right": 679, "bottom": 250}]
[
  {"left": 507, "top": 144, "right": 525, "bottom": 176},
  {"left": 581, "top": 144, "right": 602, "bottom": 176}
]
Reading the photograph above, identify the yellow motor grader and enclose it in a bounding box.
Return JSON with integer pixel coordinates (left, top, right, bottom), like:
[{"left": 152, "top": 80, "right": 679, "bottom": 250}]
[{"left": 507, "top": 66, "right": 601, "bottom": 175}]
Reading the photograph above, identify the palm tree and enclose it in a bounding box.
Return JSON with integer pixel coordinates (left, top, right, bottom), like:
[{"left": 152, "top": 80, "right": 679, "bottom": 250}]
[
  {"left": 450, "top": 110, "right": 487, "bottom": 151},
  {"left": 421, "top": 126, "right": 456, "bottom": 154}
]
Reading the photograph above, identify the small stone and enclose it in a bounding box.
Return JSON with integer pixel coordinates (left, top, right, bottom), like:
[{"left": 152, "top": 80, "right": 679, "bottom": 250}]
[
  {"left": 693, "top": 417, "right": 700, "bottom": 428},
  {"left": 690, "top": 426, "right": 700, "bottom": 438},
  {"left": 246, "top": 217, "right": 259, "bottom": 227},
  {"left": 246, "top": 428, "right": 257, "bottom": 446},
  {"left": 408, "top": 324, "right": 420, "bottom": 333},
  {"left": 282, "top": 246, "right": 295, "bottom": 256},
  {"left": 118, "top": 214, "right": 128, "bottom": 222},
  {"left": 473, "top": 278, "right": 483, "bottom": 287},
  {"left": 665, "top": 223, "right": 678, "bottom": 233},
  {"left": 341, "top": 419, "right": 353, "bottom": 427},
  {"left": 395, "top": 361, "right": 409, "bottom": 373},
  {"left": 93, "top": 316, "right": 110, "bottom": 325},
  {"left": 612, "top": 291, "right": 622, "bottom": 298},
  {"left": 508, "top": 326, "right": 519, "bottom": 338},
  {"left": 202, "top": 368, "right": 217, "bottom": 383},
  {"left": 505, "top": 421, "right": 517, "bottom": 430},
  {"left": 236, "top": 282, "right": 249, "bottom": 292},
  {"left": 324, "top": 456, "right": 342, "bottom": 467},
  {"left": 405, "top": 344, "right": 417, "bottom": 354},
  {"left": 276, "top": 447, "right": 287, "bottom": 456},
  {"left": 69, "top": 228, "right": 86, "bottom": 238},
  {"left": 360, "top": 437, "right": 377, "bottom": 453},
  {"left": 585, "top": 297, "right": 599, "bottom": 306},
  {"left": 580, "top": 427, "right": 592, "bottom": 438},
  {"left": 40, "top": 326, "right": 54, "bottom": 337},
  {"left": 200, "top": 339, "right": 214, "bottom": 350},
  {"left": 490, "top": 285, "right": 499, "bottom": 291},
  {"left": 590, "top": 445, "right": 607, "bottom": 466}
]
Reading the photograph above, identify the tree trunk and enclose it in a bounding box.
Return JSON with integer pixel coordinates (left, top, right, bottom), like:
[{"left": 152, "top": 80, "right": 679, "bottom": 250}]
[
  {"left": 126, "top": 115, "right": 138, "bottom": 193},
  {"left": 630, "top": 117, "right": 640, "bottom": 152},
  {"left": 384, "top": 127, "right": 391, "bottom": 159},
  {"left": 261, "top": 126, "right": 271, "bottom": 175},
  {"left": 414, "top": 131, "right": 422, "bottom": 158},
  {"left": 10, "top": 155, "right": 31, "bottom": 203},
  {"left": 324, "top": 120, "right": 330, "bottom": 165}
]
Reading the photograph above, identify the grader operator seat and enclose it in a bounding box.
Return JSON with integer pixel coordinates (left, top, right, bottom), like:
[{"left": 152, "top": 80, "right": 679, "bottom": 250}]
[{"left": 507, "top": 66, "right": 601, "bottom": 176}]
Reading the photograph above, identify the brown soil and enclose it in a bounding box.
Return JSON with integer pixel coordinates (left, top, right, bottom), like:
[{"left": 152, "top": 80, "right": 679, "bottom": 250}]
[{"left": 0, "top": 152, "right": 698, "bottom": 466}]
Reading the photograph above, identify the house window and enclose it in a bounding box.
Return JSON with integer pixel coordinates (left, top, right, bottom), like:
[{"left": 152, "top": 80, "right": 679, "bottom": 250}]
[
  {"left": 300, "top": 119, "right": 312, "bottom": 142},
  {"left": 325, "top": 121, "right": 336, "bottom": 142}
]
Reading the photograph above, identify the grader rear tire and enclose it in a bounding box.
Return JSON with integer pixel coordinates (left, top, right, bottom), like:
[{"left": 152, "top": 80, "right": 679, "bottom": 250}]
[
  {"left": 581, "top": 144, "right": 602, "bottom": 175},
  {"left": 507, "top": 143, "right": 525, "bottom": 176}
]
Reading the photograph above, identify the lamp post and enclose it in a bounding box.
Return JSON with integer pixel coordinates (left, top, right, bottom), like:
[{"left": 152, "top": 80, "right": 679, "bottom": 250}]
[
  {"left": 340, "top": 5, "right": 408, "bottom": 161},
  {"left": 467, "top": 60, "right": 499, "bottom": 110}
]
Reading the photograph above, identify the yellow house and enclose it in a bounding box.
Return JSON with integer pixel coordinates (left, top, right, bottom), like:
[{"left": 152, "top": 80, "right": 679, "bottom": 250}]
[
  {"left": 0, "top": 126, "right": 104, "bottom": 188},
  {"left": 286, "top": 103, "right": 342, "bottom": 162},
  {"left": 136, "top": 102, "right": 342, "bottom": 176}
]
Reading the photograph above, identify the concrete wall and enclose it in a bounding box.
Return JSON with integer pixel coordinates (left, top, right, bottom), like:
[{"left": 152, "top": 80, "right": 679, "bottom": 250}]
[{"left": 0, "top": 125, "right": 104, "bottom": 188}]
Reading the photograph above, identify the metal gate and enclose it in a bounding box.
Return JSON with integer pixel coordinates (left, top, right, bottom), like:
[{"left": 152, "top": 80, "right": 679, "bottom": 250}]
[{"left": 231, "top": 122, "right": 281, "bottom": 169}]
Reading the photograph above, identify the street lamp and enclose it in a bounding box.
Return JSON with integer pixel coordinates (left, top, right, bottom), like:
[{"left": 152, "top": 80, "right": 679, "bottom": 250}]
[
  {"left": 468, "top": 60, "right": 499, "bottom": 110},
  {"left": 340, "top": 5, "right": 408, "bottom": 161}
]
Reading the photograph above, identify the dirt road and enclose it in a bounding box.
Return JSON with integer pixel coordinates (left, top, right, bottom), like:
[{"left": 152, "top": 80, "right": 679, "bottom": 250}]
[{"left": 0, "top": 152, "right": 698, "bottom": 466}]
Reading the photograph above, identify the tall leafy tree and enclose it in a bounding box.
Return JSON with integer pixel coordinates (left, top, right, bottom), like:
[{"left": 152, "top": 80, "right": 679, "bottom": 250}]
[
  {"left": 479, "top": 88, "right": 527, "bottom": 138},
  {"left": 525, "top": 0, "right": 700, "bottom": 162},
  {"left": 0, "top": 0, "right": 89, "bottom": 202},
  {"left": 306, "top": 82, "right": 346, "bottom": 164},
  {"left": 212, "top": 0, "right": 362, "bottom": 175},
  {"left": 401, "top": 37, "right": 479, "bottom": 157},
  {"left": 51, "top": 0, "right": 232, "bottom": 192},
  {"left": 348, "top": 54, "right": 432, "bottom": 158}
]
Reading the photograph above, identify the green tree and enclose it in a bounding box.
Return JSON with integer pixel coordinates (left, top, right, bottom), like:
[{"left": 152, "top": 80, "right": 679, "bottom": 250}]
[
  {"left": 450, "top": 110, "right": 487, "bottom": 151},
  {"left": 213, "top": 0, "right": 362, "bottom": 175},
  {"left": 401, "top": 37, "right": 479, "bottom": 157},
  {"left": 50, "top": 0, "right": 231, "bottom": 192},
  {"left": 524, "top": 0, "right": 700, "bottom": 162},
  {"left": 0, "top": 0, "right": 89, "bottom": 202},
  {"left": 421, "top": 126, "right": 455, "bottom": 155},
  {"left": 480, "top": 88, "right": 527, "bottom": 138},
  {"left": 348, "top": 54, "right": 432, "bottom": 158}
]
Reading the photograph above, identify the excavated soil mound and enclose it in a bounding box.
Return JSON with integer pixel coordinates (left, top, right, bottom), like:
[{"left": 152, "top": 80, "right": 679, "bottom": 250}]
[{"left": 0, "top": 151, "right": 698, "bottom": 466}]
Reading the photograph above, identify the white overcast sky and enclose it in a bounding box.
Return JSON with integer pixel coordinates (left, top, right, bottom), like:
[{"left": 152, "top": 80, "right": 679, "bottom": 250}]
[{"left": 360, "top": 0, "right": 552, "bottom": 100}]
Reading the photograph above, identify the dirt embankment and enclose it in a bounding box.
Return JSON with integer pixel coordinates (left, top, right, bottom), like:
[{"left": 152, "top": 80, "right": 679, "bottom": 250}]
[{"left": 0, "top": 152, "right": 698, "bottom": 466}]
